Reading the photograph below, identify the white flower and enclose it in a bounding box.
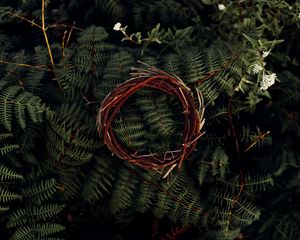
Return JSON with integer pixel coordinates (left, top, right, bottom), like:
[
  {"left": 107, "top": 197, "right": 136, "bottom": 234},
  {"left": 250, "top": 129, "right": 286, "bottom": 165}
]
[
  {"left": 260, "top": 73, "right": 277, "bottom": 91},
  {"left": 262, "top": 51, "right": 270, "bottom": 58},
  {"left": 218, "top": 4, "right": 226, "bottom": 11},
  {"left": 113, "top": 22, "right": 122, "bottom": 31},
  {"left": 252, "top": 64, "right": 263, "bottom": 74}
]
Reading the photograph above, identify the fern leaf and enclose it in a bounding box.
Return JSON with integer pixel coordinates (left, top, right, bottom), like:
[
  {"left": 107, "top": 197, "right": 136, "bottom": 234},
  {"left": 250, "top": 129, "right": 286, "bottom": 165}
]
[
  {"left": 95, "top": 49, "right": 135, "bottom": 101},
  {"left": 113, "top": 105, "right": 148, "bottom": 151},
  {"left": 95, "top": 0, "right": 125, "bottom": 19},
  {"left": 30, "top": 204, "right": 65, "bottom": 221},
  {"left": 0, "top": 144, "right": 19, "bottom": 155},
  {"left": 34, "top": 223, "right": 65, "bottom": 237},
  {"left": 197, "top": 146, "right": 229, "bottom": 185},
  {"left": 0, "top": 188, "right": 21, "bottom": 203},
  {"left": 7, "top": 208, "right": 27, "bottom": 228},
  {"left": 109, "top": 167, "right": 138, "bottom": 214},
  {"left": 10, "top": 225, "right": 35, "bottom": 240},
  {"left": 0, "top": 164, "right": 23, "bottom": 181},
  {"left": 0, "top": 133, "right": 13, "bottom": 140},
  {"left": 0, "top": 86, "right": 47, "bottom": 130},
  {"left": 0, "top": 85, "right": 19, "bottom": 131},
  {"left": 82, "top": 155, "right": 115, "bottom": 203},
  {"left": 135, "top": 172, "right": 158, "bottom": 213},
  {"left": 23, "top": 178, "right": 58, "bottom": 205},
  {"left": 0, "top": 206, "right": 9, "bottom": 212}
]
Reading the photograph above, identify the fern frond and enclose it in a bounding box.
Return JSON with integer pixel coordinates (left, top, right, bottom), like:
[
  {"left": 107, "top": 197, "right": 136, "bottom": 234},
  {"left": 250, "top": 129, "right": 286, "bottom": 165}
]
[
  {"left": 154, "top": 170, "right": 203, "bottom": 225},
  {"left": 82, "top": 155, "right": 115, "bottom": 203},
  {"left": 197, "top": 79, "right": 219, "bottom": 106},
  {"left": 30, "top": 204, "right": 65, "bottom": 221},
  {"left": 205, "top": 106, "right": 228, "bottom": 126},
  {"left": 0, "top": 144, "right": 19, "bottom": 155},
  {"left": 197, "top": 146, "right": 229, "bottom": 185},
  {"left": 10, "top": 223, "right": 65, "bottom": 240},
  {"left": 0, "top": 85, "right": 48, "bottom": 131},
  {"left": 95, "top": 0, "right": 125, "bottom": 19},
  {"left": 23, "top": 178, "right": 58, "bottom": 205},
  {"left": 34, "top": 223, "right": 65, "bottom": 237},
  {"left": 46, "top": 108, "right": 99, "bottom": 166},
  {"left": 95, "top": 49, "right": 135, "bottom": 101},
  {"left": 136, "top": 89, "right": 179, "bottom": 137},
  {"left": 208, "top": 183, "right": 260, "bottom": 236},
  {"left": 0, "top": 133, "right": 13, "bottom": 140},
  {"left": 17, "top": 123, "right": 44, "bottom": 152},
  {"left": 0, "top": 188, "right": 22, "bottom": 203},
  {"left": 0, "top": 164, "right": 23, "bottom": 181},
  {"left": 184, "top": 52, "right": 206, "bottom": 84},
  {"left": 113, "top": 110, "right": 148, "bottom": 151},
  {"left": 55, "top": 26, "right": 115, "bottom": 92},
  {"left": 7, "top": 208, "right": 27, "bottom": 228},
  {"left": 56, "top": 168, "right": 82, "bottom": 200},
  {"left": 135, "top": 171, "right": 158, "bottom": 213},
  {"left": 168, "top": 184, "right": 203, "bottom": 226},
  {"left": 221, "top": 174, "right": 274, "bottom": 193},
  {"left": 163, "top": 53, "right": 184, "bottom": 78},
  {"left": 10, "top": 225, "right": 35, "bottom": 240},
  {"left": 0, "top": 206, "right": 10, "bottom": 212},
  {"left": 132, "top": 1, "right": 190, "bottom": 28},
  {"left": 109, "top": 167, "right": 138, "bottom": 214}
]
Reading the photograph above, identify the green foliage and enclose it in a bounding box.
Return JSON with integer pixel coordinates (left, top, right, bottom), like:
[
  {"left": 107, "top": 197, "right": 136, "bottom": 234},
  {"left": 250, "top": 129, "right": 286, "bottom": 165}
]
[
  {"left": 0, "top": 163, "right": 23, "bottom": 181},
  {"left": 0, "top": 0, "right": 299, "bottom": 239},
  {"left": 95, "top": 49, "right": 135, "bottom": 101},
  {"left": 109, "top": 166, "right": 139, "bottom": 214},
  {"left": 22, "top": 178, "right": 58, "bottom": 205},
  {"left": 82, "top": 155, "right": 115, "bottom": 202},
  {"left": 10, "top": 223, "right": 65, "bottom": 240},
  {"left": 197, "top": 146, "right": 229, "bottom": 185},
  {"left": 95, "top": 0, "right": 125, "bottom": 20},
  {"left": 0, "top": 188, "right": 22, "bottom": 203},
  {"left": 0, "top": 84, "right": 48, "bottom": 131},
  {"left": 153, "top": 171, "right": 203, "bottom": 226},
  {"left": 46, "top": 105, "right": 99, "bottom": 167}
]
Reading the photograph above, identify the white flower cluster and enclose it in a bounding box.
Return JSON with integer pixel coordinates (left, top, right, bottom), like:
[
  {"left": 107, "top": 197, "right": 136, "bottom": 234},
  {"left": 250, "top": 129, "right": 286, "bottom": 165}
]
[
  {"left": 260, "top": 73, "right": 277, "bottom": 91},
  {"left": 252, "top": 64, "right": 263, "bottom": 74},
  {"left": 113, "top": 22, "right": 122, "bottom": 31},
  {"left": 218, "top": 4, "right": 226, "bottom": 11}
]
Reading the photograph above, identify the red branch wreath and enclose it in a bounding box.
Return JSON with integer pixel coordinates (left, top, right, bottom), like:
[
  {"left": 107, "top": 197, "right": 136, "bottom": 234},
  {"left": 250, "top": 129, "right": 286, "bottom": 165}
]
[{"left": 96, "top": 63, "right": 205, "bottom": 170}]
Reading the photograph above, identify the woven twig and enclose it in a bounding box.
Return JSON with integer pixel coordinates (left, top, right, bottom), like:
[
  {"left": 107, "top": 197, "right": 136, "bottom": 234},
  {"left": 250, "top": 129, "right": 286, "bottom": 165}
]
[{"left": 96, "top": 62, "right": 205, "bottom": 170}]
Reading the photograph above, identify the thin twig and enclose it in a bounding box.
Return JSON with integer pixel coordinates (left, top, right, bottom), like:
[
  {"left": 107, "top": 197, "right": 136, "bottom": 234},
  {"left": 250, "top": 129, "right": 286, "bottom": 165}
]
[
  {"left": 7, "top": 12, "right": 42, "bottom": 29},
  {"left": 42, "top": 0, "right": 54, "bottom": 68},
  {"left": 0, "top": 60, "right": 50, "bottom": 71},
  {"left": 243, "top": 128, "right": 270, "bottom": 153}
]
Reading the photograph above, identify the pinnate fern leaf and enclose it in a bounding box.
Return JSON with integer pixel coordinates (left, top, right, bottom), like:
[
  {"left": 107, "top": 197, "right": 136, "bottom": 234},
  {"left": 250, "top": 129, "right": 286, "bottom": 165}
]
[
  {"left": 0, "top": 164, "right": 23, "bottom": 181},
  {"left": 23, "top": 178, "right": 58, "bottom": 205},
  {"left": 0, "top": 85, "right": 48, "bottom": 131},
  {"left": 0, "top": 188, "right": 22, "bottom": 203}
]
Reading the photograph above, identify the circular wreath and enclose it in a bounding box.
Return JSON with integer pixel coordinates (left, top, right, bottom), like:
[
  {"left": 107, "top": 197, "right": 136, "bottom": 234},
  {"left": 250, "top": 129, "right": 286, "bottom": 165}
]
[{"left": 96, "top": 63, "right": 205, "bottom": 170}]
